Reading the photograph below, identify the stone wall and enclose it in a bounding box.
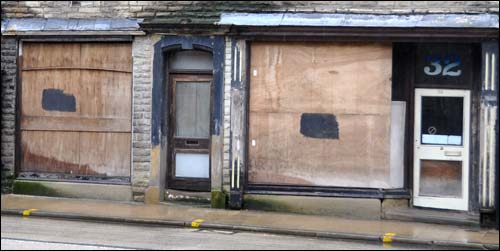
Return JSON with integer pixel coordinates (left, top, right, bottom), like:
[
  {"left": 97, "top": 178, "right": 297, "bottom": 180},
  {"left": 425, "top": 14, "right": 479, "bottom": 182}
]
[
  {"left": 1, "top": 37, "right": 17, "bottom": 193},
  {"left": 1, "top": 0, "right": 498, "bottom": 199},
  {"left": 1, "top": 1, "right": 498, "bottom": 20},
  {"left": 223, "top": 37, "right": 232, "bottom": 192},
  {"left": 131, "top": 35, "right": 154, "bottom": 202}
]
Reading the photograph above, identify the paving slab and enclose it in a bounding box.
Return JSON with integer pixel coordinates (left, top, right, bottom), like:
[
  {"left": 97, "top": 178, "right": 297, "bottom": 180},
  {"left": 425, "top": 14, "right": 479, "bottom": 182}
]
[{"left": 1, "top": 194, "right": 498, "bottom": 249}]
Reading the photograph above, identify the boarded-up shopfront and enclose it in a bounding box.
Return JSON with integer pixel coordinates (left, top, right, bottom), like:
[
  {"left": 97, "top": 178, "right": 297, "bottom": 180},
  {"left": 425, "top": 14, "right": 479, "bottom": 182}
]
[
  {"left": 248, "top": 42, "right": 393, "bottom": 188},
  {"left": 19, "top": 42, "right": 132, "bottom": 182}
]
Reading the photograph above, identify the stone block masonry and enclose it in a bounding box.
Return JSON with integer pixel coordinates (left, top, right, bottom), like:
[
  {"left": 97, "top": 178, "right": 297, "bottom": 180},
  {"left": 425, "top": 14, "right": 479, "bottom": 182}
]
[
  {"left": 131, "top": 35, "right": 153, "bottom": 202},
  {"left": 223, "top": 37, "right": 232, "bottom": 193},
  {"left": 1, "top": 37, "right": 17, "bottom": 193},
  {"left": 1, "top": 1, "right": 498, "bottom": 20}
]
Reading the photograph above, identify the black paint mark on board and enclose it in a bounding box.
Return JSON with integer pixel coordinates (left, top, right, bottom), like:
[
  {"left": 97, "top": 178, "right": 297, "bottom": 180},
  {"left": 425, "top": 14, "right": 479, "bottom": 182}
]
[
  {"left": 300, "top": 113, "right": 339, "bottom": 139},
  {"left": 42, "top": 89, "right": 76, "bottom": 112}
]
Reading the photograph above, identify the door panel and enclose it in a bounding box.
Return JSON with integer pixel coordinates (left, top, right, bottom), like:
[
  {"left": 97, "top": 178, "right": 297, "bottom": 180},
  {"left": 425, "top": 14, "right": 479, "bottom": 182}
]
[
  {"left": 419, "top": 160, "right": 462, "bottom": 197},
  {"left": 175, "top": 81, "right": 211, "bottom": 139},
  {"left": 175, "top": 153, "right": 210, "bottom": 178},
  {"left": 168, "top": 75, "right": 212, "bottom": 191},
  {"left": 413, "top": 88, "right": 470, "bottom": 211}
]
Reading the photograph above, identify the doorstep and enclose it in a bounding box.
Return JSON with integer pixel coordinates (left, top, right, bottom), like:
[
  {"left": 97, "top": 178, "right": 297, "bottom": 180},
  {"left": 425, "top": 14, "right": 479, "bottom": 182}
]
[
  {"left": 164, "top": 189, "right": 211, "bottom": 208},
  {"left": 383, "top": 206, "right": 480, "bottom": 228}
]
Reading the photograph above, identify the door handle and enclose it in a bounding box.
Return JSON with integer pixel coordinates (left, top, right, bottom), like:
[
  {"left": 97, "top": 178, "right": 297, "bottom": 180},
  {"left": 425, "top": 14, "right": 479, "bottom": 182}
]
[{"left": 444, "top": 151, "right": 462, "bottom": 157}]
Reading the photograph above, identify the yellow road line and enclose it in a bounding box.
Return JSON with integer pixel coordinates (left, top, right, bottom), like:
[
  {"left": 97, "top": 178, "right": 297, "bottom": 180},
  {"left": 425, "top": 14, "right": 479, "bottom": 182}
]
[
  {"left": 22, "top": 209, "right": 38, "bottom": 216},
  {"left": 191, "top": 219, "right": 205, "bottom": 228},
  {"left": 382, "top": 232, "right": 396, "bottom": 243}
]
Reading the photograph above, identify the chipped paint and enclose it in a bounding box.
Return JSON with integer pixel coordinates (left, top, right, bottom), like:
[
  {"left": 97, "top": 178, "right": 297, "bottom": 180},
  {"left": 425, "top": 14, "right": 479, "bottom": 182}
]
[
  {"left": 219, "top": 13, "right": 499, "bottom": 28},
  {"left": 1, "top": 18, "right": 143, "bottom": 34},
  {"left": 145, "top": 186, "right": 160, "bottom": 204},
  {"left": 150, "top": 146, "right": 161, "bottom": 183}
]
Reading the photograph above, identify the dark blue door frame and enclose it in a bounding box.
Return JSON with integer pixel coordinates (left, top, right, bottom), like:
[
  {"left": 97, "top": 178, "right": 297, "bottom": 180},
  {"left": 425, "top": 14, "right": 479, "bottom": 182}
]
[{"left": 150, "top": 36, "right": 225, "bottom": 197}]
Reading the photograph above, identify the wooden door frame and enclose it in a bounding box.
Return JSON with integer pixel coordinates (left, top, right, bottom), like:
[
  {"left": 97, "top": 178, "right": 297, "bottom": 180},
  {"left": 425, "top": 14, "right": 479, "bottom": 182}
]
[{"left": 167, "top": 74, "right": 213, "bottom": 191}]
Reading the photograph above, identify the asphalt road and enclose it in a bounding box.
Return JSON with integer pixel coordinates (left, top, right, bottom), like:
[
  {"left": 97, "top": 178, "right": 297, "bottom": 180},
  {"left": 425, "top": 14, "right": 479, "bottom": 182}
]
[{"left": 1, "top": 215, "right": 444, "bottom": 250}]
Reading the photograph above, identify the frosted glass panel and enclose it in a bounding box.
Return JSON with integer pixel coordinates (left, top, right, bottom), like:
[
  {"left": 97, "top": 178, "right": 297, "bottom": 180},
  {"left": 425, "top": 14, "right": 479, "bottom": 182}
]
[
  {"left": 169, "top": 50, "right": 213, "bottom": 71},
  {"left": 175, "top": 82, "right": 211, "bottom": 138},
  {"left": 175, "top": 153, "right": 209, "bottom": 178}
]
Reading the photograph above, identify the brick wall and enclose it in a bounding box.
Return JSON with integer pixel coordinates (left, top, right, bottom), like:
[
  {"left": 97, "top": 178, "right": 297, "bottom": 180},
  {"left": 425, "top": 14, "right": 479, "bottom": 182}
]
[
  {"left": 1, "top": 1, "right": 498, "bottom": 19},
  {"left": 1, "top": 37, "right": 17, "bottom": 193}
]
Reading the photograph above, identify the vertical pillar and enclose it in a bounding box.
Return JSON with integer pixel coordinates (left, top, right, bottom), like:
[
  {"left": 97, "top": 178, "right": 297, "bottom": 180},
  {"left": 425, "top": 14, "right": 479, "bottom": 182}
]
[
  {"left": 228, "top": 39, "right": 248, "bottom": 209},
  {"left": 480, "top": 42, "right": 498, "bottom": 225}
]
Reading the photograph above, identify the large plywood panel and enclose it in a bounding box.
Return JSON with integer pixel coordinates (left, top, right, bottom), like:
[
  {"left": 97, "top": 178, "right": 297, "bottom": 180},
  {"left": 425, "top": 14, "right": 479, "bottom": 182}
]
[
  {"left": 22, "top": 43, "right": 81, "bottom": 69},
  {"left": 21, "top": 131, "right": 130, "bottom": 177},
  {"left": 80, "top": 43, "right": 132, "bottom": 72},
  {"left": 22, "top": 43, "right": 132, "bottom": 72},
  {"left": 20, "top": 42, "right": 132, "bottom": 179},
  {"left": 21, "top": 70, "right": 81, "bottom": 118},
  {"left": 20, "top": 131, "right": 81, "bottom": 174},
  {"left": 79, "top": 132, "right": 131, "bottom": 177},
  {"left": 79, "top": 70, "right": 131, "bottom": 119},
  {"left": 248, "top": 42, "right": 393, "bottom": 188},
  {"left": 21, "top": 43, "right": 132, "bottom": 132},
  {"left": 21, "top": 70, "right": 131, "bottom": 131},
  {"left": 250, "top": 42, "right": 391, "bottom": 115}
]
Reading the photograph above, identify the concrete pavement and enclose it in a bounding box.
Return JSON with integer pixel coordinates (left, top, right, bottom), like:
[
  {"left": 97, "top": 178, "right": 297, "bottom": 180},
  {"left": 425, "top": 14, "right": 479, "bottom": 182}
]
[
  {"left": 1, "top": 194, "right": 498, "bottom": 249},
  {"left": 2, "top": 215, "right": 434, "bottom": 250}
]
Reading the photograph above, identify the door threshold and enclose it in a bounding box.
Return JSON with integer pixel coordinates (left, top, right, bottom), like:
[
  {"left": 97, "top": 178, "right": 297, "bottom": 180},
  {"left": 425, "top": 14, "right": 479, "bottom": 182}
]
[
  {"left": 383, "top": 206, "right": 480, "bottom": 228},
  {"left": 164, "top": 189, "right": 211, "bottom": 207}
]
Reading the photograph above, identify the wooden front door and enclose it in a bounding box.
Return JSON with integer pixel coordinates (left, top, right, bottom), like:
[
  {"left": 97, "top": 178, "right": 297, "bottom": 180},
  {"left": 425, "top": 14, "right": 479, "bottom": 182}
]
[{"left": 168, "top": 74, "right": 212, "bottom": 191}]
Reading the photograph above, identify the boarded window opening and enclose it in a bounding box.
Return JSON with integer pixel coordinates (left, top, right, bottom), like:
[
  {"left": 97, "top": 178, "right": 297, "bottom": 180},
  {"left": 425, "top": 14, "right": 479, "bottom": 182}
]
[
  {"left": 19, "top": 42, "right": 132, "bottom": 182},
  {"left": 248, "top": 42, "right": 393, "bottom": 188}
]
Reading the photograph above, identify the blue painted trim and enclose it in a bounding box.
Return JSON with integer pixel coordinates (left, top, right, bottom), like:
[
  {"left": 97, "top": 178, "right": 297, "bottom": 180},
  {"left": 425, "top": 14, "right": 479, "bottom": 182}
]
[
  {"left": 212, "top": 36, "right": 225, "bottom": 136},
  {"left": 151, "top": 35, "right": 225, "bottom": 146}
]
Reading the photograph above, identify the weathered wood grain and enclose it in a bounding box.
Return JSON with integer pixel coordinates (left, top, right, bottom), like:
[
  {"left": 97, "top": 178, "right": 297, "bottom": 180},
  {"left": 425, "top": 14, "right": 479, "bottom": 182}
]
[
  {"left": 20, "top": 42, "right": 132, "bottom": 178},
  {"left": 248, "top": 42, "right": 393, "bottom": 188}
]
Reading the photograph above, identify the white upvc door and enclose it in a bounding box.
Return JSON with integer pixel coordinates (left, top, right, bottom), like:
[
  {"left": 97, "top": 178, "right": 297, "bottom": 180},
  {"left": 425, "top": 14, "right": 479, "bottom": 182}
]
[{"left": 413, "top": 88, "right": 470, "bottom": 211}]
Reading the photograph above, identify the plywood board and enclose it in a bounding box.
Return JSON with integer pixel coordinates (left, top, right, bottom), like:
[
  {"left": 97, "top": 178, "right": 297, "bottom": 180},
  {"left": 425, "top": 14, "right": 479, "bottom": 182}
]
[
  {"left": 80, "top": 43, "right": 132, "bottom": 72},
  {"left": 20, "top": 131, "right": 81, "bottom": 174},
  {"left": 248, "top": 42, "right": 393, "bottom": 188},
  {"left": 20, "top": 42, "right": 132, "bottom": 179},
  {"left": 22, "top": 43, "right": 81, "bottom": 69},
  {"left": 21, "top": 46, "right": 132, "bottom": 132},
  {"left": 78, "top": 132, "right": 131, "bottom": 177},
  {"left": 20, "top": 131, "right": 130, "bottom": 177},
  {"left": 22, "top": 42, "right": 132, "bottom": 72}
]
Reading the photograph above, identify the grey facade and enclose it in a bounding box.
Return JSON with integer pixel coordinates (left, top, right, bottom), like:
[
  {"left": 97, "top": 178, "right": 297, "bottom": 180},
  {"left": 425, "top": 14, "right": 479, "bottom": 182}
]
[{"left": 1, "top": 1, "right": 499, "bottom": 227}]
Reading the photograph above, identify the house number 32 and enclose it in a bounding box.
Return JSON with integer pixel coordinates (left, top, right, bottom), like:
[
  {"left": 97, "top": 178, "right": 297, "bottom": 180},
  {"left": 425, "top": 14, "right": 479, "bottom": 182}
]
[{"left": 423, "top": 55, "right": 462, "bottom": 77}]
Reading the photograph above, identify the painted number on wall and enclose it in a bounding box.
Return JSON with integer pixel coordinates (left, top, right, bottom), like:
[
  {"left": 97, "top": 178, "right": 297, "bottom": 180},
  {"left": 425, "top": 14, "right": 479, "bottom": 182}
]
[{"left": 423, "top": 55, "right": 462, "bottom": 77}]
